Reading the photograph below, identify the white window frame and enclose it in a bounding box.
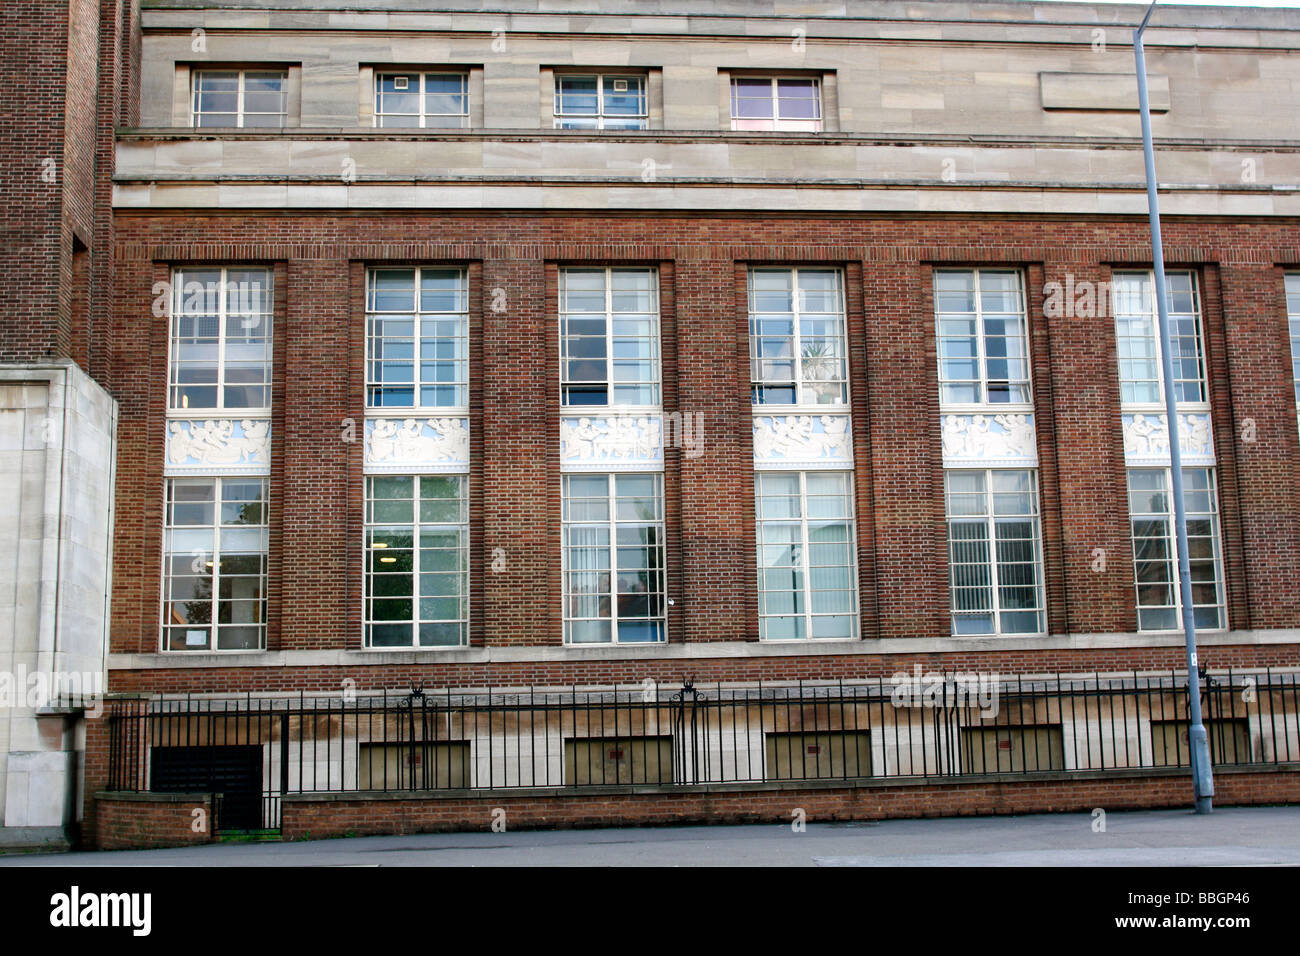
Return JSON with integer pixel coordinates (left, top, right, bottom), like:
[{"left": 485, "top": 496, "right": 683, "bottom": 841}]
[
  {"left": 933, "top": 268, "right": 1033, "bottom": 410},
  {"left": 191, "top": 69, "right": 288, "bottom": 128},
  {"left": 1112, "top": 270, "right": 1209, "bottom": 411},
  {"left": 1127, "top": 466, "right": 1227, "bottom": 633},
  {"left": 365, "top": 266, "right": 469, "bottom": 412},
  {"left": 553, "top": 73, "right": 648, "bottom": 129},
  {"left": 562, "top": 472, "right": 667, "bottom": 645},
  {"left": 167, "top": 266, "right": 273, "bottom": 415},
  {"left": 374, "top": 71, "right": 470, "bottom": 129},
  {"left": 754, "top": 470, "right": 859, "bottom": 642},
  {"left": 559, "top": 266, "right": 661, "bottom": 410},
  {"left": 944, "top": 468, "right": 1046, "bottom": 637},
  {"left": 729, "top": 75, "right": 823, "bottom": 132},
  {"left": 748, "top": 267, "right": 849, "bottom": 409},
  {"left": 161, "top": 476, "right": 269, "bottom": 653},
  {"left": 363, "top": 474, "right": 470, "bottom": 650}
]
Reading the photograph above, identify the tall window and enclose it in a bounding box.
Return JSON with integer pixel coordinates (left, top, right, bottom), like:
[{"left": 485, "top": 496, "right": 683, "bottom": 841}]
[
  {"left": 365, "top": 476, "right": 469, "bottom": 648},
  {"left": 1113, "top": 271, "right": 1206, "bottom": 406},
  {"left": 162, "top": 478, "right": 268, "bottom": 651},
  {"left": 755, "top": 471, "right": 857, "bottom": 640},
  {"left": 1128, "top": 468, "right": 1225, "bottom": 631},
  {"left": 375, "top": 72, "right": 469, "bottom": 128},
  {"left": 945, "top": 469, "right": 1044, "bottom": 635},
  {"left": 934, "top": 269, "right": 1031, "bottom": 406},
  {"left": 169, "top": 267, "right": 273, "bottom": 412},
  {"left": 560, "top": 268, "right": 660, "bottom": 407},
  {"left": 730, "top": 77, "right": 822, "bottom": 132},
  {"left": 1286, "top": 274, "right": 1300, "bottom": 408},
  {"left": 749, "top": 268, "right": 847, "bottom": 406},
  {"left": 192, "top": 70, "right": 287, "bottom": 128},
  {"left": 366, "top": 268, "right": 469, "bottom": 409},
  {"left": 562, "top": 473, "right": 665, "bottom": 644},
  {"left": 554, "top": 74, "right": 647, "bottom": 129}
]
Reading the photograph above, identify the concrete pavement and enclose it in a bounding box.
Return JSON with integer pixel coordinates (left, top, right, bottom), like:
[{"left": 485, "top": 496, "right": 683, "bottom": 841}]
[{"left": 3, "top": 806, "right": 1300, "bottom": 866}]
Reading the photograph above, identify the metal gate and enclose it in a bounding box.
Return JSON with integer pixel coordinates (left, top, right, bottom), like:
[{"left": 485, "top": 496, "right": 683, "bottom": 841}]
[{"left": 151, "top": 745, "right": 265, "bottom": 832}]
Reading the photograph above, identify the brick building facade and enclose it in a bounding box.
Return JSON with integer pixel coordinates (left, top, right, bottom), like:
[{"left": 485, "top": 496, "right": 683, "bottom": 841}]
[{"left": 4, "top": 0, "right": 1300, "bottom": 848}]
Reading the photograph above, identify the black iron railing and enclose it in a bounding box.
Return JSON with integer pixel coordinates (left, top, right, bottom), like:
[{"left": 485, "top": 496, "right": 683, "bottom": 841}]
[{"left": 105, "top": 669, "right": 1300, "bottom": 832}]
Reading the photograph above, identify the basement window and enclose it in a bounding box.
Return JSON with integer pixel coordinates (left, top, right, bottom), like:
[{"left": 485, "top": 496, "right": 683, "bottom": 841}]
[
  {"left": 1150, "top": 718, "right": 1253, "bottom": 767},
  {"left": 359, "top": 741, "right": 471, "bottom": 789},
  {"left": 765, "top": 731, "right": 871, "bottom": 780},
  {"left": 563, "top": 736, "right": 674, "bottom": 785},
  {"left": 960, "top": 724, "right": 1064, "bottom": 773}
]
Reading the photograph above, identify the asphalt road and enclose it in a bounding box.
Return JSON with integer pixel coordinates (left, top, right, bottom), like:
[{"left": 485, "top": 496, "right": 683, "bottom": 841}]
[{"left": 4, "top": 806, "right": 1300, "bottom": 866}]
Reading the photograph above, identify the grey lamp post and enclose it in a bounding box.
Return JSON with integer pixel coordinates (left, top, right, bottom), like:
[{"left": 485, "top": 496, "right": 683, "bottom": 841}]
[{"left": 1134, "top": 0, "right": 1214, "bottom": 813}]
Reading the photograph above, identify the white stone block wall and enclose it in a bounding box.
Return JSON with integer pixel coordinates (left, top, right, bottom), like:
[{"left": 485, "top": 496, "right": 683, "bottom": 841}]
[{"left": 0, "top": 362, "right": 116, "bottom": 843}]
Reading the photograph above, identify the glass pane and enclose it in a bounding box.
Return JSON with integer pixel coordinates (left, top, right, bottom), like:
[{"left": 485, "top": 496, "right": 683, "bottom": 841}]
[{"left": 556, "top": 76, "right": 598, "bottom": 116}]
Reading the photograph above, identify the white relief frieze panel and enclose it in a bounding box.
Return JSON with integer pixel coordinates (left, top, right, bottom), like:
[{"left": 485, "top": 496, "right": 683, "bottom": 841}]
[
  {"left": 1122, "top": 412, "right": 1215, "bottom": 465},
  {"left": 165, "top": 419, "right": 271, "bottom": 475},
  {"left": 561, "top": 415, "right": 663, "bottom": 470},
  {"left": 941, "top": 413, "right": 1037, "bottom": 465},
  {"left": 365, "top": 417, "right": 470, "bottom": 473},
  {"left": 752, "top": 414, "right": 852, "bottom": 468}
]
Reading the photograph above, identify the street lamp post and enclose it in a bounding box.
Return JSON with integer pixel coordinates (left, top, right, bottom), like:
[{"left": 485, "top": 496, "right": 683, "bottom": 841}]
[{"left": 1134, "top": 0, "right": 1214, "bottom": 813}]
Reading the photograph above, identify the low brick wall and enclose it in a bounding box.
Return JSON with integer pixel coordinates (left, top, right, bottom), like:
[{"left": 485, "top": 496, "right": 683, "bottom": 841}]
[
  {"left": 94, "top": 792, "right": 216, "bottom": 851},
  {"left": 280, "top": 765, "right": 1300, "bottom": 842}
]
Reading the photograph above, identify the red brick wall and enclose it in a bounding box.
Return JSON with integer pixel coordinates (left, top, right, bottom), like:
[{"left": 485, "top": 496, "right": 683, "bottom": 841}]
[
  {"left": 103, "top": 643, "right": 1300, "bottom": 695},
  {"left": 94, "top": 793, "right": 215, "bottom": 851},
  {"left": 0, "top": 0, "right": 76, "bottom": 363},
  {"left": 105, "top": 213, "right": 1300, "bottom": 690},
  {"left": 0, "top": 0, "right": 135, "bottom": 382},
  {"left": 276, "top": 765, "right": 1300, "bottom": 843},
  {"left": 0, "top": 0, "right": 132, "bottom": 373},
  {"left": 1217, "top": 263, "right": 1300, "bottom": 628}
]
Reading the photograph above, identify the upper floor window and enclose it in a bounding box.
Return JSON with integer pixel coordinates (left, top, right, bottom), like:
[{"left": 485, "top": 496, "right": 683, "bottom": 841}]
[
  {"left": 749, "top": 268, "right": 846, "bottom": 407},
  {"left": 731, "top": 77, "right": 822, "bottom": 132},
  {"left": 1113, "top": 271, "right": 1206, "bottom": 406},
  {"left": 365, "top": 475, "right": 469, "bottom": 648},
  {"left": 162, "top": 477, "right": 268, "bottom": 652},
  {"left": 169, "top": 267, "right": 273, "bottom": 412},
  {"left": 366, "top": 268, "right": 469, "bottom": 410},
  {"left": 934, "top": 269, "right": 1031, "bottom": 407},
  {"left": 562, "top": 473, "right": 666, "bottom": 644},
  {"left": 755, "top": 470, "right": 858, "bottom": 640},
  {"left": 1286, "top": 274, "right": 1300, "bottom": 406},
  {"left": 192, "top": 70, "right": 287, "bottom": 128},
  {"left": 375, "top": 72, "right": 469, "bottom": 128},
  {"left": 1127, "top": 467, "right": 1225, "bottom": 631},
  {"left": 945, "top": 468, "right": 1045, "bottom": 636},
  {"left": 554, "top": 74, "right": 647, "bottom": 129},
  {"left": 560, "top": 268, "right": 660, "bottom": 408}
]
